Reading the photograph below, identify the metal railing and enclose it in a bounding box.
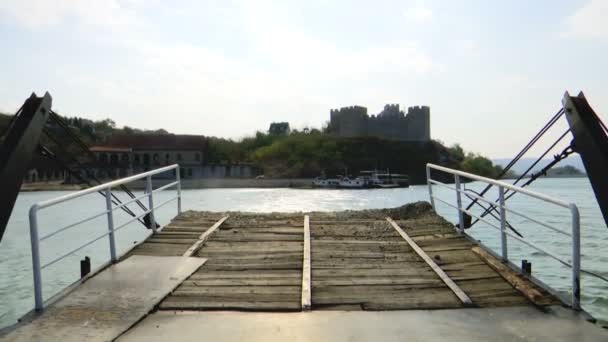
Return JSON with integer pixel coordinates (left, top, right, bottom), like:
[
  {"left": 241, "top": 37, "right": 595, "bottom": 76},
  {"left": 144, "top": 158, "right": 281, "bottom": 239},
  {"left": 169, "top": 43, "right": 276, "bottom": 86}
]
[
  {"left": 426, "top": 163, "right": 581, "bottom": 310},
  {"left": 29, "top": 164, "right": 182, "bottom": 311}
]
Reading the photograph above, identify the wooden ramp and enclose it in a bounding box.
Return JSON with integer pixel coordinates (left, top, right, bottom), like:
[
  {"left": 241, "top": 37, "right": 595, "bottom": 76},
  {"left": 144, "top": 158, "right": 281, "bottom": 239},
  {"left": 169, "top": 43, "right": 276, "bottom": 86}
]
[
  {"left": 310, "top": 216, "right": 462, "bottom": 310},
  {"left": 159, "top": 213, "right": 304, "bottom": 311},
  {"left": 128, "top": 204, "right": 558, "bottom": 312},
  {"left": 126, "top": 213, "right": 228, "bottom": 257}
]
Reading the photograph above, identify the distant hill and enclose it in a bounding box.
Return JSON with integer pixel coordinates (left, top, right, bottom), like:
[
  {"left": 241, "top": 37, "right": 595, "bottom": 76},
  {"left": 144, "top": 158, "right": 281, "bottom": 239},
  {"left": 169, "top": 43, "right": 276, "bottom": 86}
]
[
  {"left": 0, "top": 112, "right": 11, "bottom": 130},
  {"left": 493, "top": 155, "right": 586, "bottom": 176},
  {"left": 545, "top": 165, "right": 585, "bottom": 177},
  {"left": 0, "top": 113, "right": 12, "bottom": 142}
]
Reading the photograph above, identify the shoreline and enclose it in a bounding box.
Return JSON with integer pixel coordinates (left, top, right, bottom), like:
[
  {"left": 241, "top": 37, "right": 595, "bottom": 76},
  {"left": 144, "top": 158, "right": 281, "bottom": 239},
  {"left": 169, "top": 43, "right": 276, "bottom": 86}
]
[
  {"left": 20, "top": 178, "right": 316, "bottom": 191},
  {"left": 20, "top": 175, "right": 588, "bottom": 192}
]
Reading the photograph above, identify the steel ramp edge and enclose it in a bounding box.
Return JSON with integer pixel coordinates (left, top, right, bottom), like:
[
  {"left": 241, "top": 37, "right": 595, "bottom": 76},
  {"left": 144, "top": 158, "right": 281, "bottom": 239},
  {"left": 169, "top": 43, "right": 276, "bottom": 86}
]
[{"left": 1, "top": 255, "right": 206, "bottom": 342}]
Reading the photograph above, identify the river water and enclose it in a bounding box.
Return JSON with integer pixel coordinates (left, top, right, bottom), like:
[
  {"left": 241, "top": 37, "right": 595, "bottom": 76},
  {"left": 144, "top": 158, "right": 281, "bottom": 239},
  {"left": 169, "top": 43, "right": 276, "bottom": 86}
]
[{"left": 1, "top": 177, "right": 607, "bottom": 328}]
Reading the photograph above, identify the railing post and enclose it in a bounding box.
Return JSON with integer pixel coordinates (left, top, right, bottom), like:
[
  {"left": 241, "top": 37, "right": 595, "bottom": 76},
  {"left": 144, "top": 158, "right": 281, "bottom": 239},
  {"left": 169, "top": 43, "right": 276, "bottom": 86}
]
[
  {"left": 426, "top": 165, "right": 435, "bottom": 210},
  {"left": 29, "top": 205, "right": 44, "bottom": 311},
  {"left": 499, "top": 186, "right": 508, "bottom": 262},
  {"left": 176, "top": 166, "right": 182, "bottom": 215},
  {"left": 105, "top": 188, "right": 117, "bottom": 262},
  {"left": 454, "top": 175, "right": 464, "bottom": 233},
  {"left": 147, "top": 175, "right": 157, "bottom": 232},
  {"left": 570, "top": 203, "right": 581, "bottom": 310}
]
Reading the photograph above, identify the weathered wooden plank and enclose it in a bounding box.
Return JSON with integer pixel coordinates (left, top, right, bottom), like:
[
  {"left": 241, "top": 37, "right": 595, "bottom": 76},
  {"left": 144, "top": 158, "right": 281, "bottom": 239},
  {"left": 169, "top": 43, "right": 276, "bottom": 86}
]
[
  {"left": 362, "top": 300, "right": 461, "bottom": 310},
  {"left": 161, "top": 228, "right": 209, "bottom": 233},
  {"left": 187, "top": 278, "right": 301, "bottom": 286},
  {"left": 315, "top": 304, "right": 363, "bottom": 311},
  {"left": 174, "top": 285, "right": 299, "bottom": 293},
  {"left": 197, "top": 252, "right": 303, "bottom": 260},
  {"left": 312, "top": 287, "right": 460, "bottom": 307},
  {"left": 312, "top": 240, "right": 409, "bottom": 246},
  {"left": 210, "top": 234, "right": 303, "bottom": 242},
  {"left": 159, "top": 299, "right": 301, "bottom": 311},
  {"left": 311, "top": 277, "right": 444, "bottom": 286},
  {"left": 204, "top": 261, "right": 303, "bottom": 268},
  {"left": 189, "top": 271, "right": 300, "bottom": 279},
  {"left": 169, "top": 292, "right": 299, "bottom": 302},
  {"left": 301, "top": 215, "right": 311, "bottom": 310},
  {"left": 312, "top": 268, "right": 435, "bottom": 278},
  {"left": 202, "top": 241, "right": 303, "bottom": 249},
  {"left": 386, "top": 217, "right": 473, "bottom": 306},
  {"left": 202, "top": 263, "right": 302, "bottom": 271},
  {"left": 312, "top": 285, "right": 451, "bottom": 294},
  {"left": 311, "top": 258, "right": 424, "bottom": 266},
  {"left": 183, "top": 216, "right": 229, "bottom": 257},
  {"left": 146, "top": 238, "right": 199, "bottom": 245},
  {"left": 472, "top": 246, "right": 556, "bottom": 306},
  {"left": 312, "top": 263, "right": 426, "bottom": 270}
]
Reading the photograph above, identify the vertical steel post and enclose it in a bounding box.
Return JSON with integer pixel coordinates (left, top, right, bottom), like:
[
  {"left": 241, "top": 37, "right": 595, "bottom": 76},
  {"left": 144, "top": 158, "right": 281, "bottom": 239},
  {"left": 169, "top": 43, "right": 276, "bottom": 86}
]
[
  {"left": 29, "top": 205, "right": 44, "bottom": 311},
  {"left": 147, "top": 175, "right": 156, "bottom": 232},
  {"left": 570, "top": 203, "right": 581, "bottom": 310},
  {"left": 426, "top": 165, "right": 435, "bottom": 210},
  {"left": 176, "top": 166, "right": 182, "bottom": 214},
  {"left": 454, "top": 175, "right": 464, "bottom": 233},
  {"left": 105, "top": 188, "right": 117, "bottom": 262},
  {"left": 499, "top": 186, "right": 508, "bottom": 262}
]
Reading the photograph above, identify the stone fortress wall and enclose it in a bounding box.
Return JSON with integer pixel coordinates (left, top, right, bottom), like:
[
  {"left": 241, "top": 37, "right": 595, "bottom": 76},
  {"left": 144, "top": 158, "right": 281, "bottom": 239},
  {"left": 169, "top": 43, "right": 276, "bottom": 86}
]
[{"left": 329, "top": 104, "right": 430, "bottom": 141}]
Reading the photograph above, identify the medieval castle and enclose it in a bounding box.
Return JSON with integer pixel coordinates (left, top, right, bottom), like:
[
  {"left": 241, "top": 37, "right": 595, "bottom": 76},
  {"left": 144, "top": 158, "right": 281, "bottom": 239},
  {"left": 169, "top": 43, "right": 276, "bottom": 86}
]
[{"left": 329, "top": 104, "right": 430, "bottom": 142}]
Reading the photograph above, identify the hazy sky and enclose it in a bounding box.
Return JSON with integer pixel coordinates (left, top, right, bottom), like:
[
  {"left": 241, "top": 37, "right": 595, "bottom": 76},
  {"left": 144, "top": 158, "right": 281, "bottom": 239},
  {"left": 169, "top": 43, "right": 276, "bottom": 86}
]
[{"left": 1, "top": 0, "right": 606, "bottom": 158}]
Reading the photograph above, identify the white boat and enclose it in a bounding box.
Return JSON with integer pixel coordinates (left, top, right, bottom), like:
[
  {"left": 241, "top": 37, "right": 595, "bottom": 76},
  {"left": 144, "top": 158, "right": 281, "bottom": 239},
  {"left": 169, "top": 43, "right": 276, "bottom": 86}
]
[
  {"left": 312, "top": 177, "right": 341, "bottom": 188},
  {"left": 361, "top": 171, "right": 409, "bottom": 188},
  {"left": 312, "top": 171, "right": 408, "bottom": 189},
  {"left": 338, "top": 176, "right": 367, "bottom": 188}
]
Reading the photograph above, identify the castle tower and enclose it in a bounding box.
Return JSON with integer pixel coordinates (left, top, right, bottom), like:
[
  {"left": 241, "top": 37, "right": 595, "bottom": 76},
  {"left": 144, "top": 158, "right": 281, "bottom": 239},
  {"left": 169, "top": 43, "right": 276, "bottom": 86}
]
[
  {"left": 329, "top": 103, "right": 430, "bottom": 141},
  {"left": 406, "top": 106, "right": 430, "bottom": 141}
]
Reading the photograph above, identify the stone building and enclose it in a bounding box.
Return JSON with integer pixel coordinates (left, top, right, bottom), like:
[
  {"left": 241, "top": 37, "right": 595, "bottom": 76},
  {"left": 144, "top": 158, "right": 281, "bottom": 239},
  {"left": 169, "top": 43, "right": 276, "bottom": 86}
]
[
  {"left": 23, "top": 156, "right": 68, "bottom": 183},
  {"left": 329, "top": 104, "right": 430, "bottom": 141},
  {"left": 88, "top": 134, "right": 252, "bottom": 180}
]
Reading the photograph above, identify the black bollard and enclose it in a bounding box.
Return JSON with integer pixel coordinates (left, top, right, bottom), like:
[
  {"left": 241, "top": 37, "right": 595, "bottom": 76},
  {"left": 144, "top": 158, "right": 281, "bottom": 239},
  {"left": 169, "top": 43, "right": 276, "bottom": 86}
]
[
  {"left": 521, "top": 259, "right": 532, "bottom": 275},
  {"left": 80, "top": 256, "right": 91, "bottom": 278}
]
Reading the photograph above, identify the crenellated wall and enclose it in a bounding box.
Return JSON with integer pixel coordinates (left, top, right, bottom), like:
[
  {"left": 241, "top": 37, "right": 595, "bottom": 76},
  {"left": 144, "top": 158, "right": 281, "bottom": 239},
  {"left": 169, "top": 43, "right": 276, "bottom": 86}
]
[{"left": 329, "top": 104, "right": 430, "bottom": 141}]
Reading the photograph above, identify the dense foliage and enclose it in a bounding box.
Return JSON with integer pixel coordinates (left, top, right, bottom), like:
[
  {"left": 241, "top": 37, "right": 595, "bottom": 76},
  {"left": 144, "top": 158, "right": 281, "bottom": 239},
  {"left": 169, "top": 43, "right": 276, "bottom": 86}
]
[
  {"left": 204, "top": 130, "right": 504, "bottom": 184},
  {"left": 0, "top": 112, "right": 505, "bottom": 184},
  {"left": 447, "top": 143, "right": 505, "bottom": 178}
]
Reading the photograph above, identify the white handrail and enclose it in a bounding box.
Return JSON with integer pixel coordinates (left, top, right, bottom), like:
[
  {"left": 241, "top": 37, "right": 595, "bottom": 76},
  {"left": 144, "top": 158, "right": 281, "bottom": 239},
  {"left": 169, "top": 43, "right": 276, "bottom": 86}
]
[
  {"left": 34, "top": 164, "right": 179, "bottom": 210},
  {"left": 28, "top": 164, "right": 182, "bottom": 311},
  {"left": 426, "top": 163, "right": 581, "bottom": 310},
  {"left": 427, "top": 163, "right": 571, "bottom": 208}
]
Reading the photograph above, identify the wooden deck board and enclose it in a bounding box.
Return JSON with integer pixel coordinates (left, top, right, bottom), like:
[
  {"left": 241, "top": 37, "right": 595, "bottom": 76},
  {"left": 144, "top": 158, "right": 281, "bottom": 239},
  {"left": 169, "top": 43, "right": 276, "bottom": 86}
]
[
  {"left": 127, "top": 209, "right": 558, "bottom": 312},
  {"left": 159, "top": 213, "right": 305, "bottom": 311}
]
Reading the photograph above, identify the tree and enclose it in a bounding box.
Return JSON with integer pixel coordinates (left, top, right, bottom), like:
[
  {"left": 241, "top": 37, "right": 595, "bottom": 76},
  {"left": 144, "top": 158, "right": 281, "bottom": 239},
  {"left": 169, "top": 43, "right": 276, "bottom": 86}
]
[
  {"left": 448, "top": 144, "right": 465, "bottom": 162},
  {"left": 460, "top": 153, "right": 501, "bottom": 178}
]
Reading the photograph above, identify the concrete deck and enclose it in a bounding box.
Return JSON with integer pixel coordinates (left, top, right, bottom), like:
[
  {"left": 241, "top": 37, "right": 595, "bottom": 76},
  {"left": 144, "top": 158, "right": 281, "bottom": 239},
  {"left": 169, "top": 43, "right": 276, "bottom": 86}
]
[
  {"left": 2, "top": 256, "right": 206, "bottom": 342},
  {"left": 118, "top": 306, "right": 607, "bottom": 341}
]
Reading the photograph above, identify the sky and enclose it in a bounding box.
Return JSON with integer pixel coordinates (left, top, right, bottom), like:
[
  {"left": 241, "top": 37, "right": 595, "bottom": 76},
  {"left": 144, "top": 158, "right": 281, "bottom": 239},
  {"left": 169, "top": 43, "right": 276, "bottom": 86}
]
[{"left": 0, "top": 0, "right": 607, "bottom": 158}]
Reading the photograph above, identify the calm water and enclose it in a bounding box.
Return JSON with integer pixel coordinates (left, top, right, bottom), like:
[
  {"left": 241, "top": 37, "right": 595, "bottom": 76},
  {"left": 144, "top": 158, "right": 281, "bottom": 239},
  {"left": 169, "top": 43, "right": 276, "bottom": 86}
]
[{"left": 1, "top": 178, "right": 607, "bottom": 328}]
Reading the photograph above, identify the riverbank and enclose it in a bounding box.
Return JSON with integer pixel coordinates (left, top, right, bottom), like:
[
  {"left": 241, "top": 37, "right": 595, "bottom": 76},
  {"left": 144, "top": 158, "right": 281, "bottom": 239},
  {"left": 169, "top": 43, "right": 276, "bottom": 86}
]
[{"left": 20, "top": 178, "right": 315, "bottom": 191}]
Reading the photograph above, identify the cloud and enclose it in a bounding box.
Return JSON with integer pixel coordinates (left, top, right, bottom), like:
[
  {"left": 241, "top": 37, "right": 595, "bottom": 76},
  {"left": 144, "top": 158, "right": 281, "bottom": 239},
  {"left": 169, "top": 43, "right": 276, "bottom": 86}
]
[
  {"left": 562, "top": 0, "right": 608, "bottom": 40},
  {"left": 404, "top": 6, "right": 433, "bottom": 23},
  {"left": 239, "top": 1, "right": 436, "bottom": 79},
  {"left": 1, "top": 1, "right": 441, "bottom": 138},
  {"left": 0, "top": 0, "right": 144, "bottom": 31}
]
